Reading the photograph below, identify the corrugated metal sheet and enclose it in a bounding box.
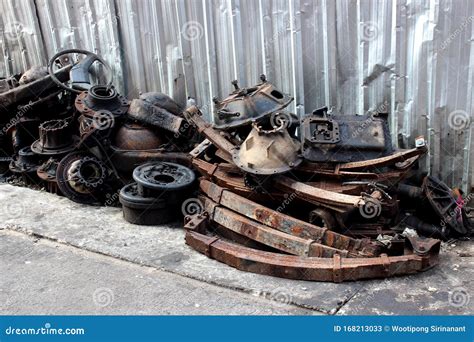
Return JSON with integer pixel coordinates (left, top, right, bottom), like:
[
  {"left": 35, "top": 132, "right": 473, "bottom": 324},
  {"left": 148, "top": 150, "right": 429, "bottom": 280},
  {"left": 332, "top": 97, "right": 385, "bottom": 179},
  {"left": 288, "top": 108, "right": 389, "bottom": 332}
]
[{"left": 0, "top": 0, "right": 473, "bottom": 192}]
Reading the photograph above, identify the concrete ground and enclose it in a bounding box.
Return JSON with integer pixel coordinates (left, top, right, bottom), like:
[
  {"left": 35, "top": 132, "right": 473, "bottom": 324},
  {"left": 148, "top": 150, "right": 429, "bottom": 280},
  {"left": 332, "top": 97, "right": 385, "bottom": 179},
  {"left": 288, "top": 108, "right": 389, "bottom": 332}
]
[{"left": 0, "top": 183, "right": 472, "bottom": 315}]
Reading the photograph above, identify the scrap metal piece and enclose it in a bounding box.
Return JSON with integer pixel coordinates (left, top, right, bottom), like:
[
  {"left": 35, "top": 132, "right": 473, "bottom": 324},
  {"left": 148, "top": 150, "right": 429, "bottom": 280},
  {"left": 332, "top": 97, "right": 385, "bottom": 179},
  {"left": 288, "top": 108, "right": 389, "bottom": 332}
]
[
  {"left": 423, "top": 176, "right": 471, "bottom": 236},
  {"left": 0, "top": 65, "right": 71, "bottom": 112},
  {"left": 128, "top": 98, "right": 186, "bottom": 135},
  {"left": 139, "top": 92, "right": 183, "bottom": 116},
  {"left": 200, "top": 195, "right": 350, "bottom": 258},
  {"left": 119, "top": 182, "right": 169, "bottom": 225},
  {"left": 133, "top": 161, "right": 195, "bottom": 198},
  {"left": 213, "top": 76, "right": 293, "bottom": 129},
  {"left": 19, "top": 66, "right": 48, "bottom": 85},
  {"left": 232, "top": 122, "right": 302, "bottom": 175},
  {"left": 31, "top": 119, "right": 79, "bottom": 156},
  {"left": 301, "top": 108, "right": 393, "bottom": 163},
  {"left": 9, "top": 146, "right": 42, "bottom": 174},
  {"left": 185, "top": 230, "right": 439, "bottom": 282},
  {"left": 37, "top": 158, "right": 61, "bottom": 194},
  {"left": 199, "top": 179, "right": 381, "bottom": 257},
  {"left": 273, "top": 175, "right": 366, "bottom": 211},
  {"left": 56, "top": 152, "right": 108, "bottom": 204},
  {"left": 113, "top": 122, "right": 164, "bottom": 150},
  {"left": 75, "top": 85, "right": 129, "bottom": 138}
]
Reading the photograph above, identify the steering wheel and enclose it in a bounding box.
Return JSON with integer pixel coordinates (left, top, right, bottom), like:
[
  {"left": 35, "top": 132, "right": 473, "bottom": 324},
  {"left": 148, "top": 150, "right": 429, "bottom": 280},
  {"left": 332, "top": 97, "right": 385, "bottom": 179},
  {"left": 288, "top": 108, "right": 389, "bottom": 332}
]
[{"left": 48, "top": 49, "right": 113, "bottom": 94}]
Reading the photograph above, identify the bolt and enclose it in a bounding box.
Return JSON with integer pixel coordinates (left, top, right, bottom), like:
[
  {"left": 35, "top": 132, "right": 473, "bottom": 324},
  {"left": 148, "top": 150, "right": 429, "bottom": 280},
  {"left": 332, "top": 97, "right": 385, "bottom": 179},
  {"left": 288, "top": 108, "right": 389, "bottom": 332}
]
[{"left": 231, "top": 80, "right": 239, "bottom": 90}]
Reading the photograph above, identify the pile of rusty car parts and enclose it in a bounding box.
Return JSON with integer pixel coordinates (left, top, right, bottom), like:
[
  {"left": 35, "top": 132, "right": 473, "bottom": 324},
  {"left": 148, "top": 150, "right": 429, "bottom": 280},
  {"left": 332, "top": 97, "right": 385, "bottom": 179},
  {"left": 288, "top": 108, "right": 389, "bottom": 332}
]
[
  {"left": 0, "top": 49, "right": 194, "bottom": 212},
  {"left": 180, "top": 77, "right": 472, "bottom": 282},
  {"left": 0, "top": 50, "right": 472, "bottom": 282}
]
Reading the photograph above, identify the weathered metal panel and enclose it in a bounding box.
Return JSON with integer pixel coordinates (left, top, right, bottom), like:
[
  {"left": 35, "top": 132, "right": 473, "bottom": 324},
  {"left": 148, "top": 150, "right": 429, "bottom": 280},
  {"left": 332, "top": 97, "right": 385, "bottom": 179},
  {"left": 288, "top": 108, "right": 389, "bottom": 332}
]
[
  {"left": 0, "top": 0, "right": 473, "bottom": 191},
  {"left": 0, "top": 0, "right": 46, "bottom": 76}
]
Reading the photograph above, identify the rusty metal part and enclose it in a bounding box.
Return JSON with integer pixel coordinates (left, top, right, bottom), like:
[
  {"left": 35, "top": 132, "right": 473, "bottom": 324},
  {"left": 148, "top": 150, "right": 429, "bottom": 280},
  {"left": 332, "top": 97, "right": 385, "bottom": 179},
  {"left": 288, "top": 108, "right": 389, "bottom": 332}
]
[
  {"left": 9, "top": 146, "right": 43, "bottom": 175},
  {"left": 31, "top": 119, "right": 79, "bottom": 155},
  {"left": 119, "top": 182, "right": 170, "bottom": 225},
  {"left": 56, "top": 152, "right": 108, "bottom": 204},
  {"left": 133, "top": 161, "right": 195, "bottom": 198},
  {"left": 19, "top": 66, "right": 48, "bottom": 85},
  {"left": 109, "top": 147, "right": 191, "bottom": 176},
  {"left": 37, "top": 158, "right": 61, "bottom": 194},
  {"left": 337, "top": 147, "right": 426, "bottom": 170},
  {"left": 301, "top": 108, "right": 393, "bottom": 163},
  {"left": 273, "top": 175, "right": 366, "bottom": 212},
  {"left": 127, "top": 99, "right": 186, "bottom": 135},
  {"left": 184, "top": 106, "right": 239, "bottom": 160},
  {"left": 0, "top": 74, "right": 20, "bottom": 93},
  {"left": 185, "top": 229, "right": 439, "bottom": 282},
  {"left": 75, "top": 85, "right": 129, "bottom": 138},
  {"left": 309, "top": 208, "right": 338, "bottom": 231},
  {"left": 76, "top": 85, "right": 129, "bottom": 118},
  {"left": 199, "top": 179, "right": 381, "bottom": 256},
  {"left": 213, "top": 76, "right": 293, "bottom": 129},
  {"left": 232, "top": 122, "right": 302, "bottom": 175},
  {"left": 139, "top": 92, "right": 183, "bottom": 116},
  {"left": 190, "top": 139, "right": 213, "bottom": 159},
  {"left": 199, "top": 196, "right": 349, "bottom": 258},
  {"left": 0, "top": 65, "right": 71, "bottom": 112},
  {"left": 10, "top": 119, "right": 40, "bottom": 153},
  {"left": 422, "top": 176, "right": 470, "bottom": 236},
  {"left": 113, "top": 122, "right": 164, "bottom": 150}
]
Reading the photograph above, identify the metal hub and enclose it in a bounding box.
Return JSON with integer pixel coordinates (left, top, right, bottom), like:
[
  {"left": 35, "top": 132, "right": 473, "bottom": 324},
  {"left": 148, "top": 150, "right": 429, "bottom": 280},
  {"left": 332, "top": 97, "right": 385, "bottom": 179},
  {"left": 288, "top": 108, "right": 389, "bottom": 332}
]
[
  {"left": 56, "top": 152, "right": 108, "bottom": 204},
  {"left": 31, "top": 119, "right": 78, "bottom": 155},
  {"left": 133, "top": 162, "right": 195, "bottom": 197}
]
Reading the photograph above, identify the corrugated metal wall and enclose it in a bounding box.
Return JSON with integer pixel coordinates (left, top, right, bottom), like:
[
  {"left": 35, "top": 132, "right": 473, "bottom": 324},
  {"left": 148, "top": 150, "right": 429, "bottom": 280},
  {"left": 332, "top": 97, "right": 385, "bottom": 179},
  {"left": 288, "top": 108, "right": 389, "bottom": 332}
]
[{"left": 0, "top": 0, "right": 473, "bottom": 191}]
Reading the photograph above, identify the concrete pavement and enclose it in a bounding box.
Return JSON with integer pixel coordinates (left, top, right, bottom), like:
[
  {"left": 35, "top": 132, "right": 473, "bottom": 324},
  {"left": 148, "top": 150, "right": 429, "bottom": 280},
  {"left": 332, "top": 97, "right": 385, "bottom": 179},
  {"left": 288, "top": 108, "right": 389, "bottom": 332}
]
[{"left": 0, "top": 184, "right": 472, "bottom": 315}]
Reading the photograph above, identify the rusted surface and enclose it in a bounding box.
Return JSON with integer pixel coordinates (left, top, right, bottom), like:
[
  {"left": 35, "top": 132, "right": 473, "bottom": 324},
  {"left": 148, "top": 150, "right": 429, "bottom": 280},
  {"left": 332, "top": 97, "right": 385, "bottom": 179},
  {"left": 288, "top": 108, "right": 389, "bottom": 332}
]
[
  {"left": 212, "top": 77, "right": 293, "bottom": 129},
  {"left": 0, "top": 65, "right": 72, "bottom": 112},
  {"left": 199, "top": 179, "right": 381, "bottom": 257},
  {"left": 185, "top": 230, "right": 439, "bottom": 282},
  {"left": 184, "top": 106, "right": 235, "bottom": 159},
  {"left": 338, "top": 147, "right": 427, "bottom": 170},
  {"left": 273, "top": 175, "right": 365, "bottom": 210},
  {"left": 113, "top": 122, "right": 164, "bottom": 150},
  {"left": 199, "top": 195, "right": 350, "bottom": 258}
]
